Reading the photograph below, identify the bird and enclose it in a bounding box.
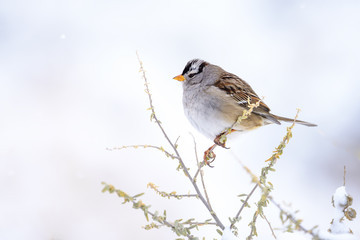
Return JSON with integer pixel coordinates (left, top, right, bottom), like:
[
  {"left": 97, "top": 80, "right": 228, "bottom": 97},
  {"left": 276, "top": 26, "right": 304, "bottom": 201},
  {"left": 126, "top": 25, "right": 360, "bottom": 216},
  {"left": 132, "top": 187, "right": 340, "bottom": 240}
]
[{"left": 173, "top": 59, "right": 316, "bottom": 165}]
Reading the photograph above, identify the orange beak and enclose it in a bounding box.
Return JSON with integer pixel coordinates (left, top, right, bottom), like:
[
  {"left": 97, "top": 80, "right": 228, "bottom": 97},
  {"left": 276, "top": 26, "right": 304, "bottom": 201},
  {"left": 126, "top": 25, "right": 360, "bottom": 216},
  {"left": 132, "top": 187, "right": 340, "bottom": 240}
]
[{"left": 173, "top": 75, "right": 185, "bottom": 81}]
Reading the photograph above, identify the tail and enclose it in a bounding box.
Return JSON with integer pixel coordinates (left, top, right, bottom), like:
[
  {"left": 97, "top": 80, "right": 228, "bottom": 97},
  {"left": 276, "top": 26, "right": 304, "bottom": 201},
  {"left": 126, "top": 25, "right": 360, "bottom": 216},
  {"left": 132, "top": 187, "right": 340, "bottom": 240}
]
[{"left": 272, "top": 114, "right": 317, "bottom": 127}]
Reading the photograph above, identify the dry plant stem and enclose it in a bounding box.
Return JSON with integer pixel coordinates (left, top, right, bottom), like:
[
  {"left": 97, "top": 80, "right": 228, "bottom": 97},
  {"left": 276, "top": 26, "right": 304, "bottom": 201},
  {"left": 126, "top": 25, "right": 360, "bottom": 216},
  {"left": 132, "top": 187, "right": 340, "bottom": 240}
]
[
  {"left": 268, "top": 196, "right": 320, "bottom": 239},
  {"left": 263, "top": 213, "right": 277, "bottom": 239},
  {"left": 199, "top": 169, "right": 212, "bottom": 210},
  {"left": 230, "top": 183, "right": 259, "bottom": 229},
  {"left": 107, "top": 145, "right": 180, "bottom": 160},
  {"left": 246, "top": 110, "right": 301, "bottom": 240},
  {"left": 147, "top": 182, "right": 198, "bottom": 199},
  {"left": 145, "top": 205, "right": 194, "bottom": 239},
  {"left": 104, "top": 185, "right": 193, "bottom": 239},
  {"left": 146, "top": 209, "right": 177, "bottom": 229},
  {"left": 173, "top": 194, "right": 198, "bottom": 198},
  {"left": 234, "top": 155, "right": 319, "bottom": 239},
  {"left": 192, "top": 135, "right": 213, "bottom": 210},
  {"left": 182, "top": 222, "right": 217, "bottom": 226},
  {"left": 103, "top": 182, "right": 214, "bottom": 240},
  {"left": 137, "top": 53, "right": 225, "bottom": 230},
  {"left": 193, "top": 161, "right": 205, "bottom": 180}
]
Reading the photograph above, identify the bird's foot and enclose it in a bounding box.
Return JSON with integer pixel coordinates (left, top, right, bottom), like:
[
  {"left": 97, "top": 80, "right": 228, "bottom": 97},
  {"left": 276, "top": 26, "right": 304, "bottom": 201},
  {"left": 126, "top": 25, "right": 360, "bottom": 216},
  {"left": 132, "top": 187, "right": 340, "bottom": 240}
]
[
  {"left": 214, "top": 132, "right": 230, "bottom": 149},
  {"left": 204, "top": 145, "right": 216, "bottom": 168},
  {"left": 203, "top": 130, "right": 236, "bottom": 167}
]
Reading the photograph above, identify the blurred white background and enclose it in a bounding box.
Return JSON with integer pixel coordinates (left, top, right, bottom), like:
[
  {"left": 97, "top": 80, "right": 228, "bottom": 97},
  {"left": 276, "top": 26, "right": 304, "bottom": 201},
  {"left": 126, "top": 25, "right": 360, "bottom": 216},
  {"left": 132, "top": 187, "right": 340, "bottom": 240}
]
[{"left": 1, "top": 0, "right": 359, "bottom": 239}]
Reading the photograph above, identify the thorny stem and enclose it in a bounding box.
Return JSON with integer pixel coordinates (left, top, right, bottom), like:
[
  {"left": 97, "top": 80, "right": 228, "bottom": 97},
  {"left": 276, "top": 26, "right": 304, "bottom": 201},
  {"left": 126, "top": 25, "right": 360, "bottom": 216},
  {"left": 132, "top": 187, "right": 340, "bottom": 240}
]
[{"left": 137, "top": 53, "right": 225, "bottom": 230}]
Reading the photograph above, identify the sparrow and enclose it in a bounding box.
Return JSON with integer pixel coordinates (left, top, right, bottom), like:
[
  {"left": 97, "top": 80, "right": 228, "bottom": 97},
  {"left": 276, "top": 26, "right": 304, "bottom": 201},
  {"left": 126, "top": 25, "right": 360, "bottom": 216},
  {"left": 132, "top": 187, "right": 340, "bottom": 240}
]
[{"left": 173, "top": 59, "right": 316, "bottom": 165}]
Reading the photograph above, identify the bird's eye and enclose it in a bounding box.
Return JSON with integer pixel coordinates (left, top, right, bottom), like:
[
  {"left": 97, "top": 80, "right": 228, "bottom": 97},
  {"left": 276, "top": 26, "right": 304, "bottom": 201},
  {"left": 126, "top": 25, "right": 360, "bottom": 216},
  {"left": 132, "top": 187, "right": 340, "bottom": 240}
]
[{"left": 188, "top": 73, "right": 196, "bottom": 78}]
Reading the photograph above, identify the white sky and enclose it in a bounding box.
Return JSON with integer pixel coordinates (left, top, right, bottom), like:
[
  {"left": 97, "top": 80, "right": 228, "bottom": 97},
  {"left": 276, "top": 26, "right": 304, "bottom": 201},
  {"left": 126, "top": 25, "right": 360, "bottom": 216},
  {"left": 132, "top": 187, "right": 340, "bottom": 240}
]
[{"left": 1, "top": 0, "right": 360, "bottom": 239}]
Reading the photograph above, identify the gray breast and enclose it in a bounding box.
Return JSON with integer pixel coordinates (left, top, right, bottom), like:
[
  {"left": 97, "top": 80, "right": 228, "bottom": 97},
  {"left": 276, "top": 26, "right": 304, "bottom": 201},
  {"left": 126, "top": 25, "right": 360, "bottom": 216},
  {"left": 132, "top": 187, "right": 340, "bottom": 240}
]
[{"left": 182, "top": 84, "right": 228, "bottom": 139}]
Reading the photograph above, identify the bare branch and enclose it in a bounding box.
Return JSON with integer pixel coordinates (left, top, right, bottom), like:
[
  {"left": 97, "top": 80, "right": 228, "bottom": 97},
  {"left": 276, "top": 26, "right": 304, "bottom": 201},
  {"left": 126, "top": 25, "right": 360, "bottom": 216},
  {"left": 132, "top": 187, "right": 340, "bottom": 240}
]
[
  {"left": 193, "top": 161, "right": 205, "bottom": 181},
  {"left": 263, "top": 212, "right": 277, "bottom": 239},
  {"left": 191, "top": 134, "right": 213, "bottom": 210},
  {"left": 181, "top": 222, "right": 217, "bottom": 225}
]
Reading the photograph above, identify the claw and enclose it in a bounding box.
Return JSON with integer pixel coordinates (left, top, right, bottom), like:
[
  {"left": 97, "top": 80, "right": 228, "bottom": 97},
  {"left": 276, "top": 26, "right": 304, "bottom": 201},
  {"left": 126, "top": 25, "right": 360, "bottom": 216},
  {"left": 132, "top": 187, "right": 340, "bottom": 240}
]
[
  {"left": 203, "top": 129, "right": 236, "bottom": 167},
  {"left": 204, "top": 146, "right": 216, "bottom": 167},
  {"left": 214, "top": 133, "right": 228, "bottom": 149}
]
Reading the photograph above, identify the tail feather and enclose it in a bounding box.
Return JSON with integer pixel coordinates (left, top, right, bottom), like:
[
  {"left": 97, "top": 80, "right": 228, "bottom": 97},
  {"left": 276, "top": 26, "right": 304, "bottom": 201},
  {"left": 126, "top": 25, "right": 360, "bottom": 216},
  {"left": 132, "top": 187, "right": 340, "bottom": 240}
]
[{"left": 272, "top": 114, "right": 317, "bottom": 127}]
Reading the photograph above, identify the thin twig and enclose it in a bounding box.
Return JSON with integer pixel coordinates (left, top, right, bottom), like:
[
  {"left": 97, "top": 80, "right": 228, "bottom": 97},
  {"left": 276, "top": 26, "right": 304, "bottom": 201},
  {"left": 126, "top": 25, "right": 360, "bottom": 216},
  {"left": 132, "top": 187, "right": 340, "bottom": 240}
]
[
  {"left": 175, "top": 136, "right": 181, "bottom": 147},
  {"left": 147, "top": 182, "right": 198, "bottom": 199},
  {"left": 145, "top": 206, "right": 194, "bottom": 239},
  {"left": 172, "top": 194, "right": 198, "bottom": 198},
  {"left": 136, "top": 53, "right": 225, "bottom": 230},
  {"left": 103, "top": 182, "right": 199, "bottom": 240},
  {"left": 191, "top": 134, "right": 213, "bottom": 210},
  {"left": 107, "top": 145, "right": 180, "bottom": 160},
  {"left": 230, "top": 183, "right": 259, "bottom": 229},
  {"left": 146, "top": 209, "right": 176, "bottom": 228},
  {"left": 181, "top": 222, "right": 217, "bottom": 225},
  {"left": 199, "top": 170, "right": 212, "bottom": 210},
  {"left": 263, "top": 213, "right": 277, "bottom": 239},
  {"left": 268, "top": 196, "right": 320, "bottom": 239},
  {"left": 193, "top": 161, "right": 205, "bottom": 181},
  {"left": 191, "top": 133, "right": 206, "bottom": 181}
]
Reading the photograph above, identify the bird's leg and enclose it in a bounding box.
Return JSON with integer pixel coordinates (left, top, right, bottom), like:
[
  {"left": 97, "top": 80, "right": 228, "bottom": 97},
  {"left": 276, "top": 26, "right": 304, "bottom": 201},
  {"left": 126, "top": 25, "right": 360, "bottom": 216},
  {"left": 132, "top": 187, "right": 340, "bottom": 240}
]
[{"left": 203, "top": 129, "right": 237, "bottom": 167}]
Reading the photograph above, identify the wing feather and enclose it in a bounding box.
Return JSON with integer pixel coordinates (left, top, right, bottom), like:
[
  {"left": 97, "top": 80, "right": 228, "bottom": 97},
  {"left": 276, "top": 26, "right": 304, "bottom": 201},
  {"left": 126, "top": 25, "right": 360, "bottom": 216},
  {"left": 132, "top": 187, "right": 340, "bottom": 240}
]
[{"left": 214, "top": 72, "right": 270, "bottom": 113}]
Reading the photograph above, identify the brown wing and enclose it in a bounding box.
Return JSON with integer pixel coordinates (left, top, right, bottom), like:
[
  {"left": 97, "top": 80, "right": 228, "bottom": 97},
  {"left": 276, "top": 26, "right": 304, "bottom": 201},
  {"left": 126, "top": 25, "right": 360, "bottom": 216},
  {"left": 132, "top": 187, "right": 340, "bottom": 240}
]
[{"left": 214, "top": 72, "right": 271, "bottom": 113}]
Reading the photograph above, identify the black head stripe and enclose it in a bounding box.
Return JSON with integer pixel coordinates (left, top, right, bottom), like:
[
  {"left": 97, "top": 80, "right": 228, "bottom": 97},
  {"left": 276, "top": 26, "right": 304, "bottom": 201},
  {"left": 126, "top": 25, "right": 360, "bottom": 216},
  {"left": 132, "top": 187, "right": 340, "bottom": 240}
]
[
  {"left": 181, "top": 59, "right": 207, "bottom": 75},
  {"left": 182, "top": 61, "right": 192, "bottom": 75},
  {"left": 198, "top": 62, "right": 208, "bottom": 73}
]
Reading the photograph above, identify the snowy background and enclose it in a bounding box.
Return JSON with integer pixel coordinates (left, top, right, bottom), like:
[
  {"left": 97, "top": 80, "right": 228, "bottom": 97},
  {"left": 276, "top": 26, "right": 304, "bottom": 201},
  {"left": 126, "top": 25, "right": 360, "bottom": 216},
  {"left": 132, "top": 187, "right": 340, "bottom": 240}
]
[{"left": 1, "top": 0, "right": 359, "bottom": 239}]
